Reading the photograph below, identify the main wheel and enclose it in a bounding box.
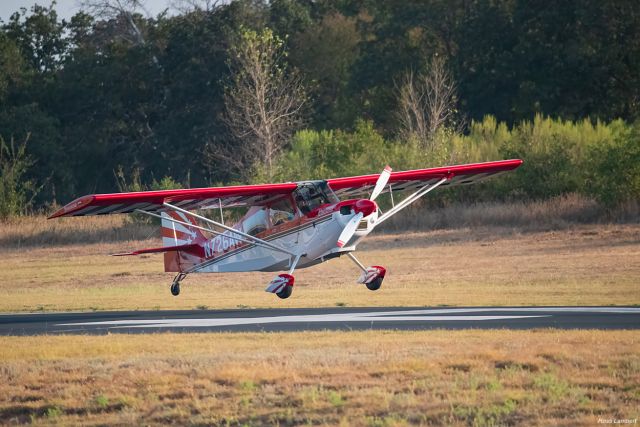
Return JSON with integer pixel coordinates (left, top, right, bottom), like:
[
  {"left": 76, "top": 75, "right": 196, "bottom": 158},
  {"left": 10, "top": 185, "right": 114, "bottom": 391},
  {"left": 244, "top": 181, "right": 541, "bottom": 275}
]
[
  {"left": 170, "top": 281, "right": 180, "bottom": 296},
  {"left": 366, "top": 277, "right": 383, "bottom": 291},
  {"left": 276, "top": 285, "right": 293, "bottom": 299}
]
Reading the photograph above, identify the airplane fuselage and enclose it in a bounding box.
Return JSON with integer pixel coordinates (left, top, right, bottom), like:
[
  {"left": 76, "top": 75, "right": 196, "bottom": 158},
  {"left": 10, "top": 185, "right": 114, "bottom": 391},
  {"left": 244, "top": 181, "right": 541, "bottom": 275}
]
[{"left": 178, "top": 199, "right": 378, "bottom": 274}]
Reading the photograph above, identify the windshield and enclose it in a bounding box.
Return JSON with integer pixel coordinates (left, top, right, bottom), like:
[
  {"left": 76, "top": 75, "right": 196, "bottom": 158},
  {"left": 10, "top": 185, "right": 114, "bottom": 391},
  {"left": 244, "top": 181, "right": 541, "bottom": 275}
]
[{"left": 293, "top": 181, "right": 339, "bottom": 215}]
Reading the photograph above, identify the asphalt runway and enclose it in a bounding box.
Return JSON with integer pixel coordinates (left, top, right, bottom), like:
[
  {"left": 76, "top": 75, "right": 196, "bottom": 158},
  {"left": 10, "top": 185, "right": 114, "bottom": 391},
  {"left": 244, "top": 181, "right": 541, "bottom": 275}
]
[{"left": 1, "top": 306, "right": 639, "bottom": 335}]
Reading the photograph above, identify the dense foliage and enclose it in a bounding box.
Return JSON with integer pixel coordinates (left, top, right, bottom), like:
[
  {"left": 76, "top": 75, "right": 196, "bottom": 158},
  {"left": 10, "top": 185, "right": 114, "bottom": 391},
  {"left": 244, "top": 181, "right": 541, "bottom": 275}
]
[
  {"left": 0, "top": 135, "right": 38, "bottom": 217},
  {"left": 0, "top": 0, "right": 638, "bottom": 217},
  {"left": 270, "top": 116, "right": 640, "bottom": 207}
]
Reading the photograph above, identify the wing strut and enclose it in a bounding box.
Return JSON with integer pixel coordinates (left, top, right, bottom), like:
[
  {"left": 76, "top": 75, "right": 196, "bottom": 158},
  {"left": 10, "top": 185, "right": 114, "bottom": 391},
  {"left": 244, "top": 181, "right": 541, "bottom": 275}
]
[
  {"left": 218, "top": 199, "right": 225, "bottom": 225},
  {"left": 375, "top": 177, "right": 449, "bottom": 226},
  {"left": 162, "top": 202, "right": 297, "bottom": 257}
]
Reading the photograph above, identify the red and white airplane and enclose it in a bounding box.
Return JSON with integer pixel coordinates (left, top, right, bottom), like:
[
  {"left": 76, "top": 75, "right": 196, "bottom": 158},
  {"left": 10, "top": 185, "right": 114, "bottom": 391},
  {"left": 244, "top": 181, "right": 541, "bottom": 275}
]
[{"left": 49, "top": 159, "right": 522, "bottom": 299}]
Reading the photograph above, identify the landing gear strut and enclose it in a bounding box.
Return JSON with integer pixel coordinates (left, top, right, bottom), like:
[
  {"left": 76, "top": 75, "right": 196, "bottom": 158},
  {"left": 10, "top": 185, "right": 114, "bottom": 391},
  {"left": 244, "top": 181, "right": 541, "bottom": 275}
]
[
  {"left": 170, "top": 273, "right": 187, "bottom": 296},
  {"left": 346, "top": 253, "right": 386, "bottom": 291}
]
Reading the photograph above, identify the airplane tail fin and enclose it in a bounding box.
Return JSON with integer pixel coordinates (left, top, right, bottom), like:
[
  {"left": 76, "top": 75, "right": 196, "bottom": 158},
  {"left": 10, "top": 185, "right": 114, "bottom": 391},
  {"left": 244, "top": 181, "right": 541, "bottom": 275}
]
[{"left": 161, "top": 211, "right": 207, "bottom": 272}]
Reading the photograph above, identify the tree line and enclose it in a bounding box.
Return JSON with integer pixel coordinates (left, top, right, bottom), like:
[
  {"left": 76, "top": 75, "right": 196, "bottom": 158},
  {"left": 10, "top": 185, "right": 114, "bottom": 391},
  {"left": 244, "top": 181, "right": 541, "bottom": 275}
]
[{"left": 0, "top": 0, "right": 638, "bottom": 217}]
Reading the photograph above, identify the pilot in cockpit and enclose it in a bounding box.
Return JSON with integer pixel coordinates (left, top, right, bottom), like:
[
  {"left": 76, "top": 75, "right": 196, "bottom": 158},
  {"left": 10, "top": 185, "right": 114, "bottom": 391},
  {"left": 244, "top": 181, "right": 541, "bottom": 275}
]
[
  {"left": 294, "top": 181, "right": 339, "bottom": 216},
  {"left": 295, "top": 195, "right": 310, "bottom": 215}
]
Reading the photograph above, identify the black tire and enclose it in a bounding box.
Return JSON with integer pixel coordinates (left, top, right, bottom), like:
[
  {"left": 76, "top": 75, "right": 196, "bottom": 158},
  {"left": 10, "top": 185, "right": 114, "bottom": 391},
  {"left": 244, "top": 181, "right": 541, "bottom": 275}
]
[
  {"left": 366, "top": 277, "right": 383, "bottom": 291},
  {"left": 276, "top": 285, "right": 293, "bottom": 299},
  {"left": 170, "top": 282, "right": 180, "bottom": 296}
]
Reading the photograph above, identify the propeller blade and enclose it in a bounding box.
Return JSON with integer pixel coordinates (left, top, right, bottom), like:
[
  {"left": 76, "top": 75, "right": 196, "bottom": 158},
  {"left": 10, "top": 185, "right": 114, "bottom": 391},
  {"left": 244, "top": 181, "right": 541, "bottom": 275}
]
[
  {"left": 370, "top": 165, "right": 392, "bottom": 201},
  {"left": 337, "top": 212, "right": 363, "bottom": 248}
]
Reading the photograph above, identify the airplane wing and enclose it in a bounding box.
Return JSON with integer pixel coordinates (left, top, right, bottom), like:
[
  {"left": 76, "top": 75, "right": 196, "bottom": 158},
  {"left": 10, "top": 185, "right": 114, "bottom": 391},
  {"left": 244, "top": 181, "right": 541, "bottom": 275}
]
[
  {"left": 327, "top": 159, "right": 523, "bottom": 199},
  {"left": 49, "top": 159, "right": 522, "bottom": 218},
  {"left": 48, "top": 182, "right": 298, "bottom": 218}
]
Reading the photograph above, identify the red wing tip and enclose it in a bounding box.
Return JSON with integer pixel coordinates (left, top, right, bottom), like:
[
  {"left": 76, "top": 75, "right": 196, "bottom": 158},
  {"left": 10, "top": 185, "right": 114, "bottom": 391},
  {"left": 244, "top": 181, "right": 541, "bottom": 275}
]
[
  {"left": 336, "top": 240, "right": 345, "bottom": 248},
  {"left": 47, "top": 211, "right": 63, "bottom": 219},
  {"left": 503, "top": 158, "right": 524, "bottom": 170},
  {"left": 47, "top": 195, "right": 96, "bottom": 219},
  {"left": 47, "top": 205, "right": 73, "bottom": 219}
]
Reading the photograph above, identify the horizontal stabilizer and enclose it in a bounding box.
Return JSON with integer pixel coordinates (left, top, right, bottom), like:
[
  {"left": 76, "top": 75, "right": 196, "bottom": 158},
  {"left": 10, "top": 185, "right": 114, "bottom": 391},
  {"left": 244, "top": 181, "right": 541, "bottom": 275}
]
[{"left": 112, "top": 243, "right": 199, "bottom": 257}]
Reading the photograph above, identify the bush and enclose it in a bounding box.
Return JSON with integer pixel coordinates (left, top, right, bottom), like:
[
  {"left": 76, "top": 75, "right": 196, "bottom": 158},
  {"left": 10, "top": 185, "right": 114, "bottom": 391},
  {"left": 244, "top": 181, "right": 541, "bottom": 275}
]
[
  {"left": 444, "top": 115, "right": 637, "bottom": 207},
  {"left": 584, "top": 121, "right": 640, "bottom": 206},
  {"left": 115, "top": 166, "right": 184, "bottom": 192},
  {"left": 496, "top": 115, "right": 627, "bottom": 201},
  {"left": 499, "top": 125, "right": 579, "bottom": 199},
  {"left": 0, "top": 135, "right": 38, "bottom": 219},
  {"left": 268, "top": 120, "right": 393, "bottom": 182},
  {"left": 263, "top": 115, "right": 638, "bottom": 209}
]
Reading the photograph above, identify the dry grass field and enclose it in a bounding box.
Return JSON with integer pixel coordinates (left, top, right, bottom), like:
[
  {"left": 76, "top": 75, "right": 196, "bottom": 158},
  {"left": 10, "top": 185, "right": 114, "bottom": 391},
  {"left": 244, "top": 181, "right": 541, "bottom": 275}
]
[
  {"left": 0, "top": 218, "right": 638, "bottom": 312},
  {"left": 1, "top": 330, "right": 638, "bottom": 426},
  {"left": 0, "top": 214, "right": 639, "bottom": 426}
]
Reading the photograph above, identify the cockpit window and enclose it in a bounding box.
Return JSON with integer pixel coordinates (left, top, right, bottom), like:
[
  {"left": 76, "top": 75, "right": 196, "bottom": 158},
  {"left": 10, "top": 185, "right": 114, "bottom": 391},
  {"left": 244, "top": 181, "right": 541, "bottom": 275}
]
[
  {"left": 293, "top": 181, "right": 339, "bottom": 215},
  {"left": 247, "top": 225, "right": 267, "bottom": 236},
  {"left": 269, "top": 199, "right": 296, "bottom": 226},
  {"left": 242, "top": 207, "right": 268, "bottom": 236}
]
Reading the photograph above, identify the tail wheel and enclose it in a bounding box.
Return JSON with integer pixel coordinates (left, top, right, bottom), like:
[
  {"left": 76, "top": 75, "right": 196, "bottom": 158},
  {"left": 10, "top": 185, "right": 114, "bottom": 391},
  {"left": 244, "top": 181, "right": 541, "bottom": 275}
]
[
  {"left": 276, "top": 285, "right": 293, "bottom": 299},
  {"left": 366, "top": 276, "right": 383, "bottom": 291},
  {"left": 170, "top": 281, "right": 180, "bottom": 296}
]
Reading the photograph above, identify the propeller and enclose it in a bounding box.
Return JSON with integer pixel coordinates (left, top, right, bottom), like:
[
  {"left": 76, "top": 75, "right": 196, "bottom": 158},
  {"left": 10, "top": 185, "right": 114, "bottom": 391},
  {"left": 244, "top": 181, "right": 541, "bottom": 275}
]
[
  {"left": 337, "top": 212, "right": 363, "bottom": 248},
  {"left": 369, "top": 165, "right": 392, "bottom": 201},
  {"left": 336, "top": 166, "right": 392, "bottom": 247}
]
